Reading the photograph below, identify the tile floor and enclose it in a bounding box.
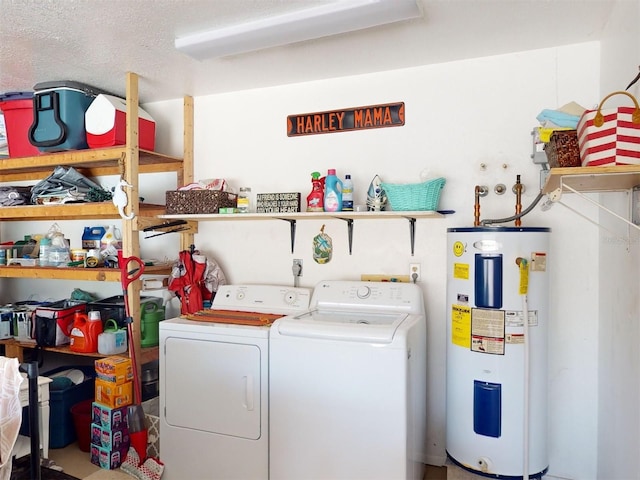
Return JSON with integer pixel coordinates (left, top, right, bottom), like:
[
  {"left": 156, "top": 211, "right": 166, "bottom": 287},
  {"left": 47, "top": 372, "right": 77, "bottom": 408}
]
[
  {"left": 48, "top": 443, "right": 129, "bottom": 480},
  {"left": 48, "top": 442, "right": 451, "bottom": 480}
]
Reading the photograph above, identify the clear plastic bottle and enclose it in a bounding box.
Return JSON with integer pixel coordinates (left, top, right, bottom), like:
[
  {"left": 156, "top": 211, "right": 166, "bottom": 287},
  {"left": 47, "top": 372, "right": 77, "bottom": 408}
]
[
  {"left": 238, "top": 187, "right": 252, "bottom": 213},
  {"left": 342, "top": 174, "right": 354, "bottom": 211},
  {"left": 38, "top": 237, "right": 51, "bottom": 267}
]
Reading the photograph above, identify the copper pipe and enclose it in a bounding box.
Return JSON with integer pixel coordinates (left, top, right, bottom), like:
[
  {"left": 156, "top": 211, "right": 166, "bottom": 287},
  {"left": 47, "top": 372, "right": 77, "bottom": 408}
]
[
  {"left": 474, "top": 185, "right": 481, "bottom": 226},
  {"left": 514, "top": 175, "right": 522, "bottom": 227}
]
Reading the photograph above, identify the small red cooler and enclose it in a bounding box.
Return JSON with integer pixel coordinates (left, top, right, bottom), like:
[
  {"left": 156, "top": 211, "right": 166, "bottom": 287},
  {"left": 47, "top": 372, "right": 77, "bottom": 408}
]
[
  {"left": 85, "top": 94, "right": 155, "bottom": 150},
  {"left": 0, "top": 91, "right": 40, "bottom": 158}
]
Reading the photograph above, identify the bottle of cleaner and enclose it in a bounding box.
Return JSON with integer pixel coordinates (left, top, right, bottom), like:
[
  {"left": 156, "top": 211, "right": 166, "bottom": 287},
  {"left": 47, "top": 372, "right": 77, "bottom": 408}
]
[
  {"left": 70, "top": 310, "right": 103, "bottom": 353},
  {"left": 323, "top": 169, "right": 343, "bottom": 212},
  {"left": 100, "top": 225, "right": 122, "bottom": 261},
  {"left": 306, "top": 172, "right": 325, "bottom": 212},
  {"left": 342, "top": 174, "right": 354, "bottom": 211}
]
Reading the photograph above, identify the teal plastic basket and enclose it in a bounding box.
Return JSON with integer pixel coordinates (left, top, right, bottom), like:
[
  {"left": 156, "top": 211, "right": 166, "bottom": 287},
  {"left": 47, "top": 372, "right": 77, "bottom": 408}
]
[{"left": 381, "top": 177, "right": 445, "bottom": 211}]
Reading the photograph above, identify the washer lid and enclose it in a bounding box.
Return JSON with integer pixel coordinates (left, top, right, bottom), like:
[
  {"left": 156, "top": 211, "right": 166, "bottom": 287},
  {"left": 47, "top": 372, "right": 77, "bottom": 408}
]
[{"left": 274, "top": 309, "right": 410, "bottom": 343}]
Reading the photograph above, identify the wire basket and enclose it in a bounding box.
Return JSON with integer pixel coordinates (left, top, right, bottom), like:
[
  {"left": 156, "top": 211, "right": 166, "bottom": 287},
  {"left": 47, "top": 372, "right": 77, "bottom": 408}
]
[{"left": 380, "top": 177, "right": 446, "bottom": 211}]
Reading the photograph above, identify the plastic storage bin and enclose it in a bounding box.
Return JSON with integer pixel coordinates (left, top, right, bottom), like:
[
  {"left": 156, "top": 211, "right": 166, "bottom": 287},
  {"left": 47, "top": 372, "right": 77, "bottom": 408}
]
[
  {"left": 28, "top": 80, "right": 108, "bottom": 152},
  {"left": 44, "top": 365, "right": 96, "bottom": 448},
  {"left": 0, "top": 91, "right": 40, "bottom": 157},
  {"left": 89, "top": 295, "right": 162, "bottom": 329}
]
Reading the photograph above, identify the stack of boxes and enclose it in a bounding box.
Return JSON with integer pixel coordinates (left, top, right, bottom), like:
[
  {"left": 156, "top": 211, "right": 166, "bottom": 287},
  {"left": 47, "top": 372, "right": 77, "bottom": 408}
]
[{"left": 91, "top": 357, "right": 134, "bottom": 469}]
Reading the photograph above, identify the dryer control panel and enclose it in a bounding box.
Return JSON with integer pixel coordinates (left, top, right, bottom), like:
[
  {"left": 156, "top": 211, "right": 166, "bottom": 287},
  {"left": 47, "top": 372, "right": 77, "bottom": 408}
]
[{"left": 213, "top": 284, "right": 312, "bottom": 315}]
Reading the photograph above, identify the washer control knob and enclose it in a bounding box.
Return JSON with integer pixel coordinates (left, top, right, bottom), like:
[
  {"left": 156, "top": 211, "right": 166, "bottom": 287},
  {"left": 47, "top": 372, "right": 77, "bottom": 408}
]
[
  {"left": 284, "top": 291, "right": 298, "bottom": 305},
  {"left": 356, "top": 285, "right": 371, "bottom": 299},
  {"left": 236, "top": 291, "right": 245, "bottom": 301}
]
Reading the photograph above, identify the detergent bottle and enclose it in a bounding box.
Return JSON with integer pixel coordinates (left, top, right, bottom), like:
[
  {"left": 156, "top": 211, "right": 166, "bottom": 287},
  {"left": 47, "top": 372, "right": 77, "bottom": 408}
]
[
  {"left": 323, "top": 169, "right": 343, "bottom": 212},
  {"left": 306, "top": 172, "right": 325, "bottom": 212},
  {"left": 70, "top": 310, "right": 103, "bottom": 353}
]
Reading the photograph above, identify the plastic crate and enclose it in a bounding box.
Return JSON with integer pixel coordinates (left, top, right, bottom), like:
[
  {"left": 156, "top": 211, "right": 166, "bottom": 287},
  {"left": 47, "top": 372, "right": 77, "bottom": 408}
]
[
  {"left": 44, "top": 365, "right": 96, "bottom": 448},
  {"left": 89, "top": 295, "right": 162, "bottom": 329}
]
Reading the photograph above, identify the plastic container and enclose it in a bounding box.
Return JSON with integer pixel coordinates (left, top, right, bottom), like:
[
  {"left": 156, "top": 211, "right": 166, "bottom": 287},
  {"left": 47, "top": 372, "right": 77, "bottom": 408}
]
[
  {"left": 28, "top": 81, "right": 109, "bottom": 152},
  {"left": 140, "top": 302, "right": 165, "bottom": 348},
  {"left": 85, "top": 93, "right": 155, "bottom": 151},
  {"left": 43, "top": 365, "right": 95, "bottom": 448},
  {"left": 0, "top": 91, "right": 40, "bottom": 158},
  {"left": 323, "top": 169, "right": 343, "bottom": 212},
  {"left": 38, "top": 237, "right": 51, "bottom": 266},
  {"left": 89, "top": 295, "right": 162, "bottom": 329},
  {"left": 71, "top": 399, "right": 94, "bottom": 452},
  {"left": 98, "top": 319, "right": 128, "bottom": 355},
  {"left": 237, "top": 187, "right": 252, "bottom": 213},
  {"left": 342, "top": 174, "right": 354, "bottom": 211},
  {"left": 70, "top": 310, "right": 103, "bottom": 353},
  {"left": 82, "top": 226, "right": 106, "bottom": 250},
  {"left": 306, "top": 171, "right": 324, "bottom": 212}
]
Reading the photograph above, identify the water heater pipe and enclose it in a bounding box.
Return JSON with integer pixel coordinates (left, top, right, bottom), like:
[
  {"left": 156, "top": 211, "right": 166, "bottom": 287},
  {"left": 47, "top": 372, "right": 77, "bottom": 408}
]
[
  {"left": 514, "top": 175, "right": 523, "bottom": 227},
  {"left": 520, "top": 259, "right": 530, "bottom": 480},
  {"left": 474, "top": 186, "right": 482, "bottom": 226}
]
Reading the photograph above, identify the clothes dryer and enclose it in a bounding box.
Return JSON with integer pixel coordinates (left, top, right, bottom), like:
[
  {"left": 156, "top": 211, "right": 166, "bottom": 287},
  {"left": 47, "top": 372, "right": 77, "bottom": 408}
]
[
  {"left": 269, "top": 280, "right": 427, "bottom": 480},
  {"left": 159, "top": 284, "right": 311, "bottom": 480}
]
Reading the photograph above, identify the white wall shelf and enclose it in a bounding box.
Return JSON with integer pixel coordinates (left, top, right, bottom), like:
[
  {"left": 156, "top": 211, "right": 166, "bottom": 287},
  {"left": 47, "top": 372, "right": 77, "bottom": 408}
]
[{"left": 543, "top": 165, "right": 640, "bottom": 233}]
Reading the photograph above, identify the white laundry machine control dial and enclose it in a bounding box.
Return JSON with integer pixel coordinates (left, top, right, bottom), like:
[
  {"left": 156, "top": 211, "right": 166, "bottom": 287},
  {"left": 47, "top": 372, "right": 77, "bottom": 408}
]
[
  {"left": 236, "top": 291, "right": 245, "bottom": 300},
  {"left": 356, "top": 285, "right": 371, "bottom": 299},
  {"left": 284, "top": 291, "right": 298, "bottom": 304}
]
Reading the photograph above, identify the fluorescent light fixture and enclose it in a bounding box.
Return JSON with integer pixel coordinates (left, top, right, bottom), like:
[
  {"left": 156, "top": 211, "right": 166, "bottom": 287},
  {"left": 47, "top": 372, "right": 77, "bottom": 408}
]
[{"left": 175, "top": 0, "right": 422, "bottom": 60}]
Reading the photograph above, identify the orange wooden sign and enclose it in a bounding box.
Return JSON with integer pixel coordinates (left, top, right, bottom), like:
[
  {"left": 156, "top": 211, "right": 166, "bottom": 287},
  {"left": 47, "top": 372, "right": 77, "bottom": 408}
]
[{"left": 287, "top": 102, "right": 405, "bottom": 137}]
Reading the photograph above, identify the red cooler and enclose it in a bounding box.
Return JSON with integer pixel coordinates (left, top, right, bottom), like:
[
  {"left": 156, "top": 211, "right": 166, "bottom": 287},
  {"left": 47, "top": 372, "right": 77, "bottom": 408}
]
[
  {"left": 85, "top": 94, "right": 155, "bottom": 151},
  {"left": 0, "top": 91, "right": 40, "bottom": 157}
]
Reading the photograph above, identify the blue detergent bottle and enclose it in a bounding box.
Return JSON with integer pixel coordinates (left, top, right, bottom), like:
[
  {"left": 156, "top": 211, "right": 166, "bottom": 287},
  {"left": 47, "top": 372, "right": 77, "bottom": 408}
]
[{"left": 323, "top": 169, "right": 343, "bottom": 212}]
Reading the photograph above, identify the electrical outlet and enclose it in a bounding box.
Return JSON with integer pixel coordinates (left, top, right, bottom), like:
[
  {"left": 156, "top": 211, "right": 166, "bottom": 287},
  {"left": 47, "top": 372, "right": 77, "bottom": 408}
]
[
  {"left": 409, "top": 263, "right": 421, "bottom": 283},
  {"left": 293, "top": 259, "right": 303, "bottom": 277}
]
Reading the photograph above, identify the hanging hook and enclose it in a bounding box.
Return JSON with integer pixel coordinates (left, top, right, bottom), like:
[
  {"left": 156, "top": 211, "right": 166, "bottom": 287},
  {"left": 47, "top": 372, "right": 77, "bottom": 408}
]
[{"left": 626, "top": 65, "right": 640, "bottom": 91}]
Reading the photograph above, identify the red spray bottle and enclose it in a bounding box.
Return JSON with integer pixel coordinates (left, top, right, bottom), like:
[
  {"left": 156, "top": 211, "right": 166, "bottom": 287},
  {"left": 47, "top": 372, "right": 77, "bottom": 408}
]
[{"left": 306, "top": 172, "right": 325, "bottom": 212}]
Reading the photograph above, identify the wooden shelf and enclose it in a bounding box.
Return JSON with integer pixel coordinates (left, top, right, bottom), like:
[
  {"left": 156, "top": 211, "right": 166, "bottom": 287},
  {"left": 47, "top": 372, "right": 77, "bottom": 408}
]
[
  {"left": 0, "top": 263, "right": 172, "bottom": 281},
  {"left": 0, "top": 147, "right": 183, "bottom": 183},
  {"left": 0, "top": 201, "right": 166, "bottom": 221},
  {"left": 543, "top": 165, "right": 640, "bottom": 193},
  {"left": 0, "top": 73, "right": 191, "bottom": 397},
  {"left": 0, "top": 338, "right": 159, "bottom": 364}
]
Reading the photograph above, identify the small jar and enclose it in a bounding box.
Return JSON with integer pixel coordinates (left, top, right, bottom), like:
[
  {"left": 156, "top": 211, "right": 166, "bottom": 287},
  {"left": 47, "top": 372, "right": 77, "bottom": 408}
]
[{"left": 238, "top": 187, "right": 252, "bottom": 213}]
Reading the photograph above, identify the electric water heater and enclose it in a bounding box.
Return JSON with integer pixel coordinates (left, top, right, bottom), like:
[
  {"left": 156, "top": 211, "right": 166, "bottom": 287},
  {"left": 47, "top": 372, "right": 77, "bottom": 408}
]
[{"left": 446, "top": 227, "right": 550, "bottom": 479}]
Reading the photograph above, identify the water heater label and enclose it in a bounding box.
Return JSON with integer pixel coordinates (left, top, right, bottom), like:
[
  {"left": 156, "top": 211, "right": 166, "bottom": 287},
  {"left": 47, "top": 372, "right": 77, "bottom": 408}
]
[
  {"left": 470, "top": 308, "right": 505, "bottom": 355},
  {"left": 453, "top": 262, "right": 469, "bottom": 280},
  {"left": 505, "top": 310, "right": 538, "bottom": 327},
  {"left": 451, "top": 304, "right": 471, "bottom": 348}
]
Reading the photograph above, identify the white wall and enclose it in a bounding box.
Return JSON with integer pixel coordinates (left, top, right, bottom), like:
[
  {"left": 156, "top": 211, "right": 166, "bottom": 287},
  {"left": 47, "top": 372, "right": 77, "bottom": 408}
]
[
  {"left": 596, "top": 0, "right": 640, "bottom": 478},
  {"left": 145, "top": 43, "right": 603, "bottom": 477}
]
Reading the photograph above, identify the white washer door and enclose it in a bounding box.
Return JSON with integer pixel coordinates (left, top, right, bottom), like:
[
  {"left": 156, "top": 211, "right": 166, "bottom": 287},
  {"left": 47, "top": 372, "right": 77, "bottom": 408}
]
[{"left": 164, "top": 336, "right": 262, "bottom": 439}]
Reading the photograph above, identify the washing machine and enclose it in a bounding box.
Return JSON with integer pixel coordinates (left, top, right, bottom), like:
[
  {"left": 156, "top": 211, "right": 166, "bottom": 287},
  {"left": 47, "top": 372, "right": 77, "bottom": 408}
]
[
  {"left": 159, "top": 284, "right": 311, "bottom": 480},
  {"left": 269, "top": 280, "right": 427, "bottom": 480}
]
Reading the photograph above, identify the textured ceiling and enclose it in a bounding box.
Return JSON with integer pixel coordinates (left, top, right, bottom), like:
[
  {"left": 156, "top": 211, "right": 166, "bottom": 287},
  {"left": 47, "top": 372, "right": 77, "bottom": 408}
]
[{"left": 0, "top": 0, "right": 614, "bottom": 103}]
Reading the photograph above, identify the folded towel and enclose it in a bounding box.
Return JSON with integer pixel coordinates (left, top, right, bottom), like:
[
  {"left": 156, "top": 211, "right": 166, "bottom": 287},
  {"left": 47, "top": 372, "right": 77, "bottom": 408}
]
[{"left": 536, "top": 109, "right": 580, "bottom": 129}]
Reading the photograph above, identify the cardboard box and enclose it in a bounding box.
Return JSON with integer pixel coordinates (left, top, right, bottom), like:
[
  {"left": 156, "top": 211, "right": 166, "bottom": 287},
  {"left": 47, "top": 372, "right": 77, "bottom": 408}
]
[
  {"left": 95, "top": 378, "right": 133, "bottom": 408},
  {"left": 92, "top": 402, "right": 128, "bottom": 430},
  {"left": 91, "top": 422, "right": 130, "bottom": 450},
  {"left": 90, "top": 443, "right": 128, "bottom": 470},
  {"left": 95, "top": 357, "right": 132, "bottom": 381}
]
